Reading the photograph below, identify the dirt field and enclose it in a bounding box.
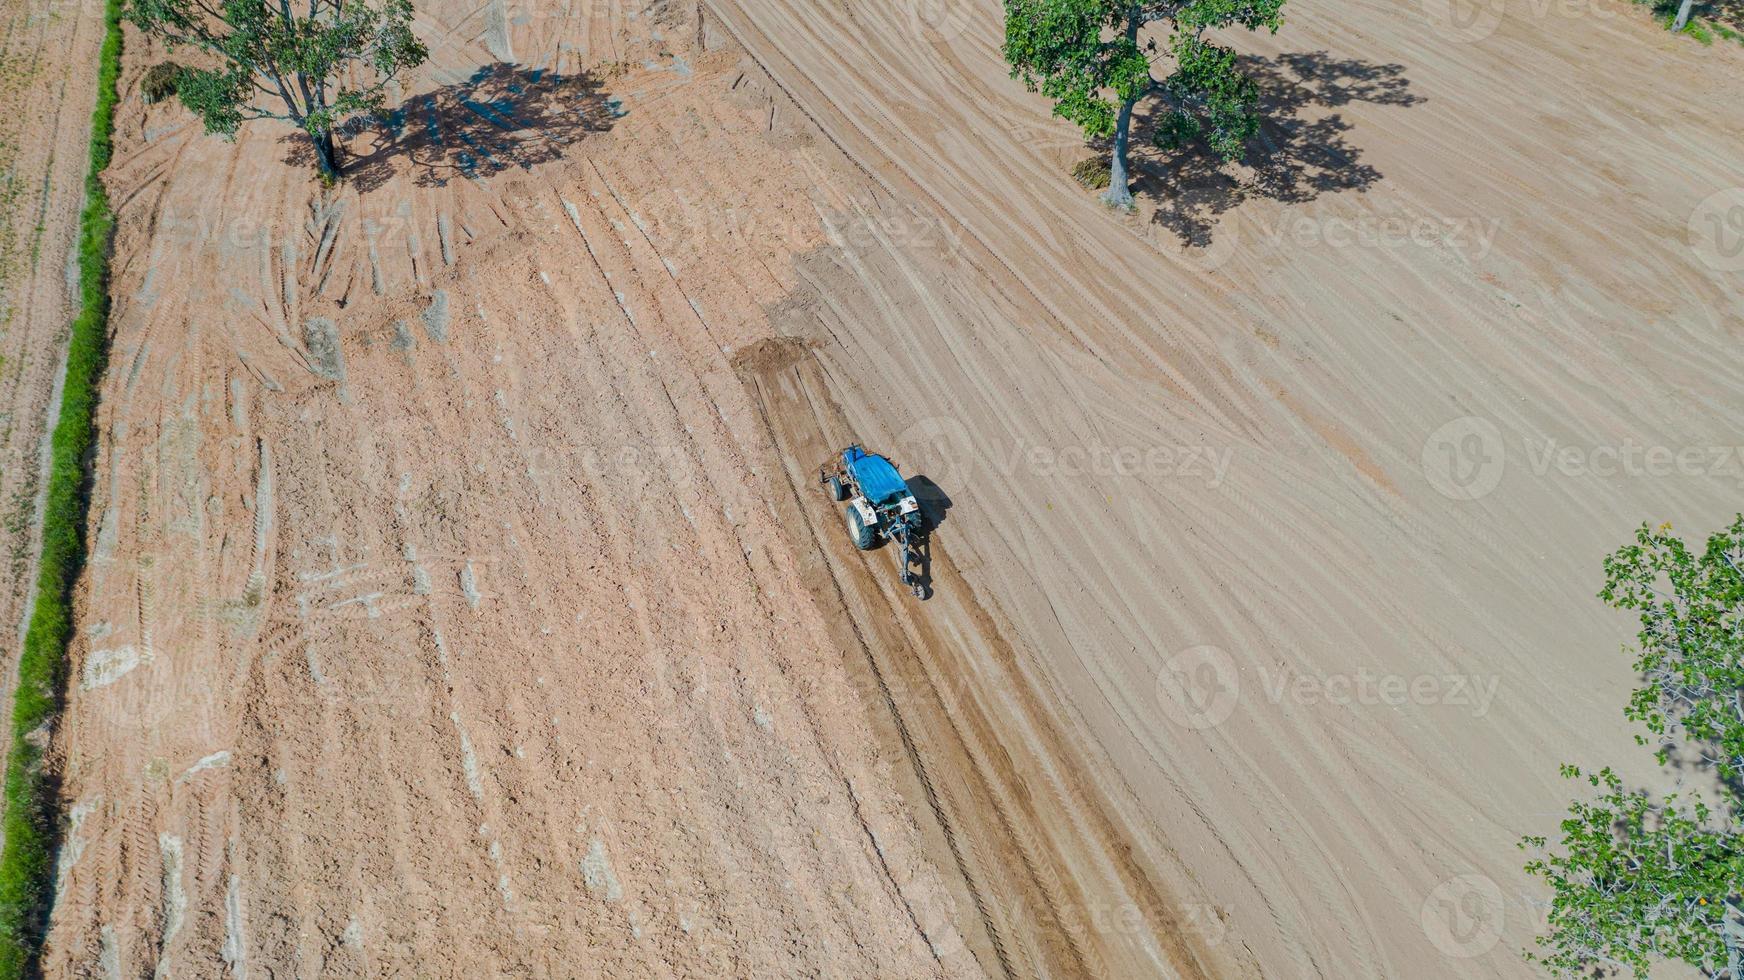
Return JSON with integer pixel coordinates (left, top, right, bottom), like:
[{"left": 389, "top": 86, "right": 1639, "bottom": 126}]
[{"left": 24, "top": 0, "right": 1744, "bottom": 974}]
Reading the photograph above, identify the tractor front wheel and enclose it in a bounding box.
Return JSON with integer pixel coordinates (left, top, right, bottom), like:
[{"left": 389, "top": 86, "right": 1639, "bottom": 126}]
[
  {"left": 846, "top": 507, "right": 877, "bottom": 550},
  {"left": 828, "top": 475, "right": 848, "bottom": 501}
]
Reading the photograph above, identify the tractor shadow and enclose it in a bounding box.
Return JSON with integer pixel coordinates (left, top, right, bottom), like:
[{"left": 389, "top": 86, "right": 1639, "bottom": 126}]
[
  {"left": 286, "top": 63, "right": 620, "bottom": 192},
  {"left": 1125, "top": 51, "right": 1423, "bottom": 248},
  {"left": 909, "top": 475, "right": 953, "bottom": 533},
  {"left": 902, "top": 476, "right": 953, "bottom": 600}
]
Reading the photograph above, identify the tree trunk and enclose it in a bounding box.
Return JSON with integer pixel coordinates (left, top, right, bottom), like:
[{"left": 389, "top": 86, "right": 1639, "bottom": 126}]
[
  {"left": 1724, "top": 902, "right": 1743, "bottom": 980},
  {"left": 1671, "top": 0, "right": 1695, "bottom": 31},
  {"left": 311, "top": 129, "right": 340, "bottom": 180},
  {"left": 1101, "top": 96, "right": 1137, "bottom": 210},
  {"left": 1100, "top": 6, "right": 1144, "bottom": 210}
]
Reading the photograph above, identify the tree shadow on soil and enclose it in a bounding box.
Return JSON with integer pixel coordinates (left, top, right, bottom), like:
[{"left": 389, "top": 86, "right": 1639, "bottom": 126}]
[
  {"left": 1125, "top": 51, "right": 1422, "bottom": 248},
  {"left": 1696, "top": 0, "right": 1744, "bottom": 33},
  {"left": 1657, "top": 740, "right": 1744, "bottom": 802},
  {"left": 282, "top": 63, "right": 620, "bottom": 193}
]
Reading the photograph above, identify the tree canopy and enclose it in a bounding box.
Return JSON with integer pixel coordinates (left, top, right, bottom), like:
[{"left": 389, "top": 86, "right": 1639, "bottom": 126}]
[
  {"left": 1524, "top": 518, "right": 1744, "bottom": 978},
  {"left": 127, "top": 0, "right": 427, "bottom": 178},
  {"left": 1601, "top": 517, "right": 1744, "bottom": 782},
  {"left": 1003, "top": 0, "right": 1285, "bottom": 208}
]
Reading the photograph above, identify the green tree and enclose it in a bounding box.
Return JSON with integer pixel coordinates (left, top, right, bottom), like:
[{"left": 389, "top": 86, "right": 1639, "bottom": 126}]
[
  {"left": 126, "top": 0, "right": 427, "bottom": 180},
  {"left": 1523, "top": 767, "right": 1742, "bottom": 977},
  {"left": 1002, "top": 0, "right": 1285, "bottom": 210},
  {"left": 1601, "top": 517, "right": 1744, "bottom": 783},
  {"left": 1524, "top": 517, "right": 1744, "bottom": 978}
]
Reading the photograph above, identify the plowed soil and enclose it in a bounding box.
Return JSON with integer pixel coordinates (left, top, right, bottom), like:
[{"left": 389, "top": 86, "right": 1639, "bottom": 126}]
[
  {"left": 44, "top": 7, "right": 987, "bottom": 977},
  {"left": 21, "top": 0, "right": 1744, "bottom": 974}
]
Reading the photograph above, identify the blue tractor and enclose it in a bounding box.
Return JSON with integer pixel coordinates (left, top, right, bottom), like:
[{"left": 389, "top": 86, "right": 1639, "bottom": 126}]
[{"left": 821, "top": 445, "right": 926, "bottom": 597}]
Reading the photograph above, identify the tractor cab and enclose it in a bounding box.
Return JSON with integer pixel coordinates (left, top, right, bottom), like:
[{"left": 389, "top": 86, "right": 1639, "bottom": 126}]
[{"left": 820, "top": 444, "right": 927, "bottom": 597}]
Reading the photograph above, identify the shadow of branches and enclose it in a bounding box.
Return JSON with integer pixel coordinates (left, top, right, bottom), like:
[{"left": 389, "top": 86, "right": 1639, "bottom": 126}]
[
  {"left": 1696, "top": 0, "right": 1744, "bottom": 34},
  {"left": 1129, "top": 51, "right": 1423, "bottom": 248},
  {"left": 1657, "top": 739, "right": 1744, "bottom": 807},
  {"left": 283, "top": 63, "right": 620, "bottom": 192}
]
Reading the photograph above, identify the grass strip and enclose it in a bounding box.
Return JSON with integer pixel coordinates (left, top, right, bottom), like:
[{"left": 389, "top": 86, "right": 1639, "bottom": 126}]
[{"left": 0, "top": 0, "right": 123, "bottom": 970}]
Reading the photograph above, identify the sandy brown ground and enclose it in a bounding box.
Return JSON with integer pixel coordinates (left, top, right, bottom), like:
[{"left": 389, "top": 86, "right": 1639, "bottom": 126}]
[
  {"left": 0, "top": 0, "right": 105, "bottom": 723},
  {"left": 699, "top": 0, "right": 1744, "bottom": 975},
  {"left": 42, "top": 5, "right": 990, "bottom": 977},
  {"left": 31, "top": 0, "right": 1744, "bottom": 974}
]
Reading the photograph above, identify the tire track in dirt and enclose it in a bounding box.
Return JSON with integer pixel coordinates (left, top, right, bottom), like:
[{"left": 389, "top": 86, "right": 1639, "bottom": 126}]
[
  {"left": 737, "top": 340, "right": 1241, "bottom": 980},
  {"left": 690, "top": 0, "right": 1744, "bottom": 973},
  {"left": 33, "top": 0, "right": 1744, "bottom": 973},
  {"left": 42, "top": 5, "right": 996, "bottom": 974}
]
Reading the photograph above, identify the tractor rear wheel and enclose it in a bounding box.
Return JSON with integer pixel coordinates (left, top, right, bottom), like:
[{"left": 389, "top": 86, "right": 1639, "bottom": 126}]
[
  {"left": 828, "top": 475, "right": 848, "bottom": 501},
  {"left": 846, "top": 507, "right": 876, "bottom": 550}
]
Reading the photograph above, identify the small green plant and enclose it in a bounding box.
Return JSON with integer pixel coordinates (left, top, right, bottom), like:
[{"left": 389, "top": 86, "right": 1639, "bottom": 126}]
[
  {"left": 1071, "top": 155, "right": 1111, "bottom": 189},
  {"left": 139, "top": 60, "right": 181, "bottom": 103}
]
